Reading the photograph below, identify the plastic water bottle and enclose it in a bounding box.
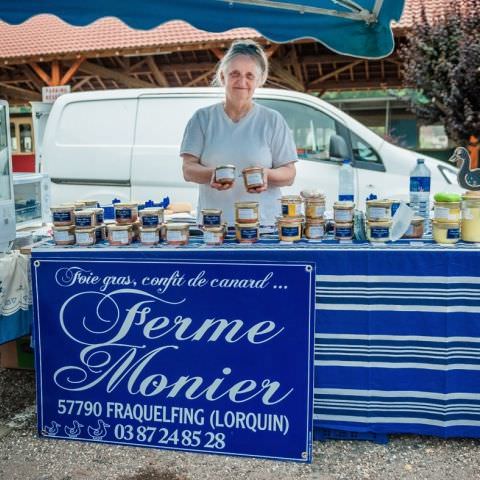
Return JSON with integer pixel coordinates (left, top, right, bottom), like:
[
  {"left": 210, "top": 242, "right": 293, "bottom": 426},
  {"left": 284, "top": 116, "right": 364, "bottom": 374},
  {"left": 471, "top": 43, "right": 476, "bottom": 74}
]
[
  {"left": 338, "top": 159, "right": 355, "bottom": 202},
  {"left": 409, "top": 158, "right": 431, "bottom": 232}
]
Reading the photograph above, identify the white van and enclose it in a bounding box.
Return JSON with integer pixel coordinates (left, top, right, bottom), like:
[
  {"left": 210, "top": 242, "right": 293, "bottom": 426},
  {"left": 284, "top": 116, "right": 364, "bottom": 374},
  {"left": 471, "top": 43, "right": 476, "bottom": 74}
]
[{"left": 38, "top": 87, "right": 461, "bottom": 209}]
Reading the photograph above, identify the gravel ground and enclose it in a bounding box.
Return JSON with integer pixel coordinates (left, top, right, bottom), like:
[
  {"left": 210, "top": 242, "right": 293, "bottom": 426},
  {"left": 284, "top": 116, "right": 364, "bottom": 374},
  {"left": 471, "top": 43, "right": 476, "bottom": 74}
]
[{"left": 2, "top": 367, "right": 480, "bottom": 480}]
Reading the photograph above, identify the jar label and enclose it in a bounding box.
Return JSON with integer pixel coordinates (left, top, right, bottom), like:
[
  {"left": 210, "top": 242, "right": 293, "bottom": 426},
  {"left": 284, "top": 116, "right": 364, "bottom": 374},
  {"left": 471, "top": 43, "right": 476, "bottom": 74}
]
[
  {"left": 447, "top": 228, "right": 460, "bottom": 239},
  {"left": 54, "top": 231, "right": 73, "bottom": 242},
  {"left": 307, "top": 225, "right": 324, "bottom": 238},
  {"left": 246, "top": 172, "right": 263, "bottom": 186},
  {"left": 53, "top": 211, "right": 72, "bottom": 222},
  {"left": 142, "top": 215, "right": 159, "bottom": 227},
  {"left": 116, "top": 208, "right": 133, "bottom": 220},
  {"left": 167, "top": 230, "right": 185, "bottom": 242},
  {"left": 240, "top": 228, "right": 258, "bottom": 239},
  {"left": 203, "top": 214, "right": 221, "bottom": 226},
  {"left": 368, "top": 207, "right": 390, "bottom": 220},
  {"left": 237, "top": 208, "right": 256, "bottom": 220},
  {"left": 111, "top": 230, "right": 129, "bottom": 243},
  {"left": 282, "top": 203, "right": 302, "bottom": 216},
  {"left": 462, "top": 208, "right": 474, "bottom": 220},
  {"left": 216, "top": 167, "right": 235, "bottom": 180},
  {"left": 281, "top": 226, "right": 300, "bottom": 237},
  {"left": 335, "top": 210, "right": 352, "bottom": 222},
  {"left": 370, "top": 227, "right": 390, "bottom": 239},
  {"left": 336, "top": 226, "right": 353, "bottom": 238},
  {"left": 435, "top": 207, "right": 450, "bottom": 220},
  {"left": 75, "top": 216, "right": 93, "bottom": 227},
  {"left": 141, "top": 231, "right": 158, "bottom": 243},
  {"left": 76, "top": 232, "right": 94, "bottom": 245},
  {"left": 96, "top": 212, "right": 104, "bottom": 223},
  {"left": 204, "top": 231, "right": 221, "bottom": 244}
]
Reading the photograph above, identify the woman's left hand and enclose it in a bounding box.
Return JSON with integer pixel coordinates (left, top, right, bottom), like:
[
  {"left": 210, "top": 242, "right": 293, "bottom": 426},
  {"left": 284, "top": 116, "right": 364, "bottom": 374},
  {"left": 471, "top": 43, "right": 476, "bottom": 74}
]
[{"left": 247, "top": 168, "right": 268, "bottom": 194}]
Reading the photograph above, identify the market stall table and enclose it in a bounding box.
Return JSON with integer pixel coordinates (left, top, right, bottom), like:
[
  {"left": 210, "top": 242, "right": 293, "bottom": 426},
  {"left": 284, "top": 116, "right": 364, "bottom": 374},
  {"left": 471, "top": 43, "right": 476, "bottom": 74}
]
[{"left": 31, "top": 237, "right": 480, "bottom": 442}]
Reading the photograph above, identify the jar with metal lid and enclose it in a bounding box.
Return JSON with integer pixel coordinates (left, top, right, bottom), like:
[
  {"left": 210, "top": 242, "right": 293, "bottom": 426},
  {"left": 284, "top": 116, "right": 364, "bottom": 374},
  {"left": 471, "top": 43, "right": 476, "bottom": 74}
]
[
  {"left": 107, "top": 224, "right": 133, "bottom": 246},
  {"left": 304, "top": 196, "right": 326, "bottom": 219},
  {"left": 74, "top": 209, "right": 97, "bottom": 228},
  {"left": 74, "top": 201, "right": 87, "bottom": 210},
  {"left": 75, "top": 227, "right": 96, "bottom": 246},
  {"left": 140, "top": 227, "right": 160, "bottom": 246},
  {"left": 461, "top": 192, "right": 480, "bottom": 242},
  {"left": 242, "top": 167, "right": 265, "bottom": 189},
  {"left": 366, "top": 221, "right": 392, "bottom": 242},
  {"left": 53, "top": 225, "right": 75, "bottom": 245},
  {"left": 402, "top": 216, "right": 424, "bottom": 239},
  {"left": 139, "top": 207, "right": 164, "bottom": 227},
  {"left": 215, "top": 165, "right": 236, "bottom": 184},
  {"left": 366, "top": 199, "right": 393, "bottom": 222},
  {"left": 333, "top": 201, "right": 355, "bottom": 223},
  {"left": 335, "top": 222, "right": 354, "bottom": 241},
  {"left": 434, "top": 201, "right": 461, "bottom": 222},
  {"left": 281, "top": 195, "right": 303, "bottom": 217},
  {"left": 51, "top": 205, "right": 75, "bottom": 226},
  {"left": 235, "top": 202, "right": 259, "bottom": 224},
  {"left": 114, "top": 202, "right": 139, "bottom": 224},
  {"left": 235, "top": 222, "right": 259, "bottom": 243},
  {"left": 203, "top": 226, "right": 225, "bottom": 246},
  {"left": 82, "top": 200, "right": 99, "bottom": 208},
  {"left": 165, "top": 223, "right": 190, "bottom": 246},
  {"left": 201, "top": 208, "right": 222, "bottom": 227},
  {"left": 432, "top": 220, "right": 460, "bottom": 244},
  {"left": 277, "top": 216, "right": 303, "bottom": 242},
  {"left": 304, "top": 218, "right": 325, "bottom": 240}
]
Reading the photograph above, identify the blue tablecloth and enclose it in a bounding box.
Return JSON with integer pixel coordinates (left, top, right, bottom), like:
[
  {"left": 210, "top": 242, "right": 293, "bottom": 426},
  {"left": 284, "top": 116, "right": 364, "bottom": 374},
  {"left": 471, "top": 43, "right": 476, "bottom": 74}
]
[
  {"left": 0, "top": 251, "right": 31, "bottom": 345},
  {"left": 32, "top": 238, "right": 480, "bottom": 438}
]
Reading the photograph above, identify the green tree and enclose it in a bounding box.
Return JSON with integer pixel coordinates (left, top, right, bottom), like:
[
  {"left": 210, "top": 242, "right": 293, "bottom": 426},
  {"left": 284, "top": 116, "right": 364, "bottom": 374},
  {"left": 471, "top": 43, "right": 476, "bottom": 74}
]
[{"left": 400, "top": 0, "right": 480, "bottom": 146}]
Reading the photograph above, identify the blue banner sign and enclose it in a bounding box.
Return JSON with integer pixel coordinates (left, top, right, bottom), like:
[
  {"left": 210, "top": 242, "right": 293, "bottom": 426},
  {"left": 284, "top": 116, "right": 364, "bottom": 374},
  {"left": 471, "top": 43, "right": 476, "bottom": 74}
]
[{"left": 32, "top": 255, "right": 315, "bottom": 462}]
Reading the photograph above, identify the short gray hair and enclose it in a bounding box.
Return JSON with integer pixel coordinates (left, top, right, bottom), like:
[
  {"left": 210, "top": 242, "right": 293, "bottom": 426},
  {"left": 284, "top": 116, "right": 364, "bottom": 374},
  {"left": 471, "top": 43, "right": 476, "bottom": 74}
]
[{"left": 213, "top": 39, "right": 269, "bottom": 87}]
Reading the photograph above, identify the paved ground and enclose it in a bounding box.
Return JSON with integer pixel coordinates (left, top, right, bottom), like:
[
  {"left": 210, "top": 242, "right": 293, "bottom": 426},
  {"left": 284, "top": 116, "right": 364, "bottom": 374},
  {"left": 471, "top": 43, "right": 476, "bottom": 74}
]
[{"left": 2, "top": 367, "right": 480, "bottom": 480}]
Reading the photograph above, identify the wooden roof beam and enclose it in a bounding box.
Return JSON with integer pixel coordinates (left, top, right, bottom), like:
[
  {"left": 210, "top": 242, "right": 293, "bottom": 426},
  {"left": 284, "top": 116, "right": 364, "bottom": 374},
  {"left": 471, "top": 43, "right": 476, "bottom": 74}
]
[
  {"left": 76, "top": 60, "right": 156, "bottom": 88},
  {"left": 184, "top": 68, "right": 216, "bottom": 87},
  {"left": 269, "top": 59, "right": 305, "bottom": 92},
  {"left": 60, "top": 57, "right": 85, "bottom": 85},
  {"left": 308, "top": 60, "right": 363, "bottom": 87},
  {"left": 146, "top": 56, "right": 169, "bottom": 87},
  {"left": 0, "top": 82, "right": 41, "bottom": 100}
]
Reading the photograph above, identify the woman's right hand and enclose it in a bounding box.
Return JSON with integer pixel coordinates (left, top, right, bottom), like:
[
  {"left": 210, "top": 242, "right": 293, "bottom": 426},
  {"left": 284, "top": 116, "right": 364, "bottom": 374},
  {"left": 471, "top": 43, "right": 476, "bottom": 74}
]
[{"left": 210, "top": 170, "right": 235, "bottom": 191}]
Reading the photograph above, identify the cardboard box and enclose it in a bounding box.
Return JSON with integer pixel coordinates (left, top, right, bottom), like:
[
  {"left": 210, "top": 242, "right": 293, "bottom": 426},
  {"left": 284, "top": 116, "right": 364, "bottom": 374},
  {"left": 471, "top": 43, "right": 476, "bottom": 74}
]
[{"left": 0, "top": 336, "right": 34, "bottom": 369}]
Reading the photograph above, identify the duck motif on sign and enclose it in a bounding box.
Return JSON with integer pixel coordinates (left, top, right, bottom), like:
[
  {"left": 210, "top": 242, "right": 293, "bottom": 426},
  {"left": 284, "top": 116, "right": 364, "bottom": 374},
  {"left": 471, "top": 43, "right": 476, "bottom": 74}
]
[
  {"left": 449, "top": 147, "right": 480, "bottom": 190},
  {"left": 41, "top": 420, "right": 61, "bottom": 436},
  {"left": 87, "top": 419, "right": 110, "bottom": 440},
  {"left": 64, "top": 420, "right": 84, "bottom": 438}
]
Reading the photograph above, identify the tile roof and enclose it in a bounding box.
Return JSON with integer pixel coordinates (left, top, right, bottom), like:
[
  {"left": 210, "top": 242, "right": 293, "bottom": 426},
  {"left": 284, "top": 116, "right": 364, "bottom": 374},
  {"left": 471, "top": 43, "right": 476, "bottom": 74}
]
[{"left": 0, "top": 0, "right": 451, "bottom": 61}]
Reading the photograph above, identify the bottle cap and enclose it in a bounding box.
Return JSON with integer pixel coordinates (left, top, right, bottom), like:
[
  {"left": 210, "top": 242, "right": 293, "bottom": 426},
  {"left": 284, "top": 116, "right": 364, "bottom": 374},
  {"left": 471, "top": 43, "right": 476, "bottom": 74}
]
[
  {"left": 417, "top": 158, "right": 425, "bottom": 164},
  {"left": 342, "top": 159, "right": 351, "bottom": 165}
]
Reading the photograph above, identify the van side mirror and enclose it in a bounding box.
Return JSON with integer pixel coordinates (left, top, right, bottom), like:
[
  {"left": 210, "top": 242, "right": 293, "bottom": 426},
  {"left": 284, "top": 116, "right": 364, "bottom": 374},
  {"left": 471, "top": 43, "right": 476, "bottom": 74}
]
[{"left": 329, "top": 134, "right": 349, "bottom": 161}]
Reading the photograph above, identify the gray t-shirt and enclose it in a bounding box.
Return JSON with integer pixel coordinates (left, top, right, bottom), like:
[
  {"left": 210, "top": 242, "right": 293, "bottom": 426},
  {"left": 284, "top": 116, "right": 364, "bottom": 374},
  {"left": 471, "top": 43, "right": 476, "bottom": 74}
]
[{"left": 180, "top": 102, "right": 297, "bottom": 226}]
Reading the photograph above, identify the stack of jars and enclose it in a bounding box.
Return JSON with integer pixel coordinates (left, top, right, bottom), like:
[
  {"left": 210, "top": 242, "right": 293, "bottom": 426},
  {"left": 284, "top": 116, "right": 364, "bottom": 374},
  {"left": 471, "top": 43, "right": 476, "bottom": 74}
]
[
  {"left": 201, "top": 208, "right": 225, "bottom": 246},
  {"left": 364, "top": 199, "right": 393, "bottom": 243},
  {"left": 234, "top": 202, "right": 260, "bottom": 243},
  {"left": 51, "top": 200, "right": 105, "bottom": 246},
  {"left": 106, "top": 202, "right": 140, "bottom": 246},
  {"left": 333, "top": 200, "right": 355, "bottom": 241},
  {"left": 432, "top": 193, "right": 461, "bottom": 244},
  {"left": 277, "top": 195, "right": 304, "bottom": 242},
  {"left": 138, "top": 206, "right": 165, "bottom": 246},
  {"left": 302, "top": 191, "right": 326, "bottom": 240}
]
